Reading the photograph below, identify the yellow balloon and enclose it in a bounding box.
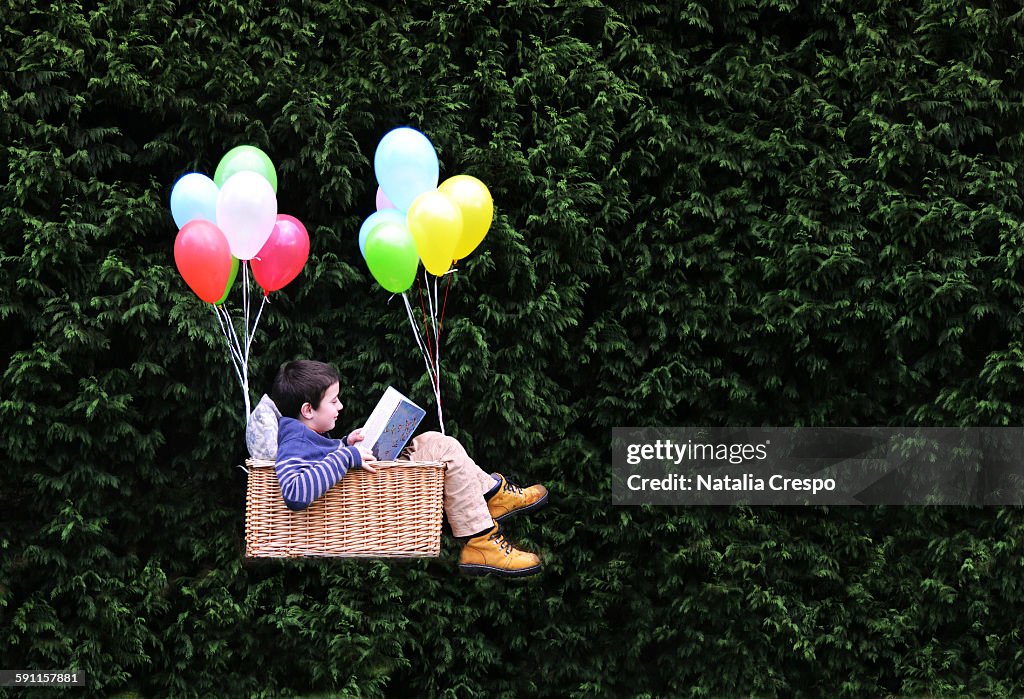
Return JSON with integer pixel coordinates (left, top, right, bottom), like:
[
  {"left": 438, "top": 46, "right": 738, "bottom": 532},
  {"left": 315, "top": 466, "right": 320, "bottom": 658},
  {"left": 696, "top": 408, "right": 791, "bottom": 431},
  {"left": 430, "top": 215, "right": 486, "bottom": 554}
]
[
  {"left": 406, "top": 191, "right": 463, "bottom": 276},
  {"left": 438, "top": 175, "right": 493, "bottom": 260}
]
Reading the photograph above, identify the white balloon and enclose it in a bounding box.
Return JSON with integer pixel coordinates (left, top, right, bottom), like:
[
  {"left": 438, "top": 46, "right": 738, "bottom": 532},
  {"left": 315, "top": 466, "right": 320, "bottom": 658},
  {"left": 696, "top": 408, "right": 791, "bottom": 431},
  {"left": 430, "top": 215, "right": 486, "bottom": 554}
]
[{"left": 216, "top": 171, "right": 277, "bottom": 260}]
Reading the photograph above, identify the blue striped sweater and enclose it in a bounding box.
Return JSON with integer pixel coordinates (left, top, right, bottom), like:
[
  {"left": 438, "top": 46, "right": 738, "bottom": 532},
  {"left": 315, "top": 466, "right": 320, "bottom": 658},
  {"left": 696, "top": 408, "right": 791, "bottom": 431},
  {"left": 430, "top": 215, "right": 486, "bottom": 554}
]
[{"left": 275, "top": 417, "right": 362, "bottom": 511}]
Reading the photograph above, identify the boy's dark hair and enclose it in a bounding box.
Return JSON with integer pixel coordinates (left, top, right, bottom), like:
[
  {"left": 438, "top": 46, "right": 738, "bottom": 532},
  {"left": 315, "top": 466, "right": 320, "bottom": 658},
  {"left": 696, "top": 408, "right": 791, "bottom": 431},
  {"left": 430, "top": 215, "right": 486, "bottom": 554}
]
[{"left": 271, "top": 360, "right": 340, "bottom": 419}]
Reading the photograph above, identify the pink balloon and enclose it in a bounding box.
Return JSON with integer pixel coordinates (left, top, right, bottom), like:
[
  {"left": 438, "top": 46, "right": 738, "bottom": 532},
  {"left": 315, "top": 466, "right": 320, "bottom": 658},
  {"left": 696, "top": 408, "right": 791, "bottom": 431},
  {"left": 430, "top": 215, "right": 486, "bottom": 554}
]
[
  {"left": 376, "top": 186, "right": 396, "bottom": 211},
  {"left": 250, "top": 215, "right": 310, "bottom": 294}
]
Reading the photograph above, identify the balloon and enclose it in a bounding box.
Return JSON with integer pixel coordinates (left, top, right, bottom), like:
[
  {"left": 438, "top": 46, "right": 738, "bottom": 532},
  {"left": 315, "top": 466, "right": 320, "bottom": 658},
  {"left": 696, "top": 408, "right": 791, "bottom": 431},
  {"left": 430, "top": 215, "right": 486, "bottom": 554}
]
[
  {"left": 216, "top": 171, "right": 278, "bottom": 260},
  {"left": 170, "top": 173, "right": 219, "bottom": 229},
  {"left": 215, "top": 257, "right": 240, "bottom": 305},
  {"left": 358, "top": 209, "right": 406, "bottom": 258},
  {"left": 173, "top": 220, "right": 233, "bottom": 303},
  {"left": 251, "top": 214, "right": 311, "bottom": 294},
  {"left": 406, "top": 191, "right": 463, "bottom": 276},
  {"left": 376, "top": 186, "right": 396, "bottom": 211},
  {"left": 214, "top": 145, "right": 278, "bottom": 192},
  {"left": 373, "top": 127, "right": 439, "bottom": 211},
  {"left": 439, "top": 175, "right": 493, "bottom": 260},
  {"left": 364, "top": 222, "right": 419, "bottom": 293}
]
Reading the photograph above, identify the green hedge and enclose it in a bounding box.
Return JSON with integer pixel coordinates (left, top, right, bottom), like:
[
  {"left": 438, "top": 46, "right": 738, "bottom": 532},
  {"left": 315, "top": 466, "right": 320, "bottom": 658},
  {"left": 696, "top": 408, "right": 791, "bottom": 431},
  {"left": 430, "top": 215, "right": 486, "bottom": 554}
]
[{"left": 3, "top": 0, "right": 1024, "bottom": 696}]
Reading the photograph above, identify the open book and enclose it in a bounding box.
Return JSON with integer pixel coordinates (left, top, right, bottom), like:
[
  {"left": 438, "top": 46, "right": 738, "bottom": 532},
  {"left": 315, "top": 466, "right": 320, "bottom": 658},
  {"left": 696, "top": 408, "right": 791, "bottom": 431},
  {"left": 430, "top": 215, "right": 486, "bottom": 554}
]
[{"left": 361, "top": 386, "right": 426, "bottom": 461}]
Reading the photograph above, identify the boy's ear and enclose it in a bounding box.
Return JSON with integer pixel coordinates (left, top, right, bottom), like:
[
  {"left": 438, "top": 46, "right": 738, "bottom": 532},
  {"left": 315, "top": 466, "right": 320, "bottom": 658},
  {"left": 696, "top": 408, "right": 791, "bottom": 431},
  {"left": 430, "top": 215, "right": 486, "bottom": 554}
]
[{"left": 299, "top": 402, "right": 315, "bottom": 419}]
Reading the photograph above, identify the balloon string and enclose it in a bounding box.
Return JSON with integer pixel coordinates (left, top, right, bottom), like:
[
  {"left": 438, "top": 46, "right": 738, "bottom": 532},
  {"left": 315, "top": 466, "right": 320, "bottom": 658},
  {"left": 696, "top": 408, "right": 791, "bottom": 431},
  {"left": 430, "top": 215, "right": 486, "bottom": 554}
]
[
  {"left": 224, "top": 304, "right": 250, "bottom": 417},
  {"left": 403, "top": 292, "right": 439, "bottom": 389},
  {"left": 241, "top": 262, "right": 253, "bottom": 416},
  {"left": 434, "top": 339, "right": 445, "bottom": 435},
  {"left": 432, "top": 274, "right": 440, "bottom": 360},
  {"left": 244, "top": 270, "right": 266, "bottom": 359},
  {"left": 416, "top": 276, "right": 432, "bottom": 371},
  {"left": 425, "top": 273, "right": 434, "bottom": 355},
  {"left": 402, "top": 291, "right": 444, "bottom": 433},
  {"left": 242, "top": 261, "right": 250, "bottom": 357},
  {"left": 402, "top": 291, "right": 436, "bottom": 385},
  {"left": 439, "top": 266, "right": 453, "bottom": 337},
  {"left": 213, "top": 304, "right": 250, "bottom": 419},
  {"left": 425, "top": 271, "right": 440, "bottom": 378},
  {"left": 429, "top": 272, "right": 444, "bottom": 433},
  {"left": 432, "top": 274, "right": 441, "bottom": 406},
  {"left": 426, "top": 277, "right": 443, "bottom": 432},
  {"left": 217, "top": 303, "right": 245, "bottom": 371},
  {"left": 417, "top": 276, "right": 435, "bottom": 391},
  {"left": 245, "top": 293, "right": 268, "bottom": 365},
  {"left": 221, "top": 303, "right": 249, "bottom": 412},
  {"left": 213, "top": 305, "right": 244, "bottom": 384}
]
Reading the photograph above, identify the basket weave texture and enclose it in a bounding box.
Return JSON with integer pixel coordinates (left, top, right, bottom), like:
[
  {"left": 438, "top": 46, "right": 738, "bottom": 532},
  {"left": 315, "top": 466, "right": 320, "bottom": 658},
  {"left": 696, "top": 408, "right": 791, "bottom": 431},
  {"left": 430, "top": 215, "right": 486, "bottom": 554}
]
[{"left": 244, "top": 458, "right": 445, "bottom": 558}]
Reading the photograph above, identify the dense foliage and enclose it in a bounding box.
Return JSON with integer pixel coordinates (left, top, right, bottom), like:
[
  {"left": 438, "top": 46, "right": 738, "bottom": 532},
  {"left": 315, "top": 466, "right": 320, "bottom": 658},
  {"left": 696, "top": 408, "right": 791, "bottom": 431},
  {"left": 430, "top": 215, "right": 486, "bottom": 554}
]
[{"left": 3, "top": 0, "right": 1024, "bottom": 696}]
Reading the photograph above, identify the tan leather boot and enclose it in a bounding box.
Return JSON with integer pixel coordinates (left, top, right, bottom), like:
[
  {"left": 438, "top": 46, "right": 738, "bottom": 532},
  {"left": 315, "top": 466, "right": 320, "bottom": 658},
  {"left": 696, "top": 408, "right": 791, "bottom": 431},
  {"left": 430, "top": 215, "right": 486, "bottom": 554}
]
[
  {"left": 458, "top": 523, "right": 542, "bottom": 577},
  {"left": 486, "top": 473, "right": 549, "bottom": 523}
]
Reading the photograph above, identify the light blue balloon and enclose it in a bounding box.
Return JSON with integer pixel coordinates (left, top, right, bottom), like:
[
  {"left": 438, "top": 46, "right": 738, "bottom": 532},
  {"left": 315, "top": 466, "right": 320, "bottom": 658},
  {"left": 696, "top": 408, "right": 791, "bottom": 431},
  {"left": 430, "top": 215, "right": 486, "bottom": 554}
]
[
  {"left": 373, "top": 127, "right": 439, "bottom": 212},
  {"left": 358, "top": 209, "right": 407, "bottom": 257},
  {"left": 170, "top": 173, "right": 219, "bottom": 229}
]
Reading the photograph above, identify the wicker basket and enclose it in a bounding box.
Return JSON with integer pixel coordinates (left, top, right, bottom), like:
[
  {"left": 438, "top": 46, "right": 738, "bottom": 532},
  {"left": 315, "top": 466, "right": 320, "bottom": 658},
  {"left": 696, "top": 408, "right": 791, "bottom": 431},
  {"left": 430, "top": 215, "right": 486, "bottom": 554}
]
[{"left": 244, "top": 458, "right": 445, "bottom": 558}]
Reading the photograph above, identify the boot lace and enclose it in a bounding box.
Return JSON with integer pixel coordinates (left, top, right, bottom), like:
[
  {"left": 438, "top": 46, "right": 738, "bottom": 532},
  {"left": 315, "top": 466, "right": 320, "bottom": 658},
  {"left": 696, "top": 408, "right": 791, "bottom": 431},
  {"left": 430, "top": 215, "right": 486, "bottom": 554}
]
[
  {"left": 488, "top": 530, "right": 513, "bottom": 555},
  {"left": 503, "top": 479, "right": 524, "bottom": 496}
]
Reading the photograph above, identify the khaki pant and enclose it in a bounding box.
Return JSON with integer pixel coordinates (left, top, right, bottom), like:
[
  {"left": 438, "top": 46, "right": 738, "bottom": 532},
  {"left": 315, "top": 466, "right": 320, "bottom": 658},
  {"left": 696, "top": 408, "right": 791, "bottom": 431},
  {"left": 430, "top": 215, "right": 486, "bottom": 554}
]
[{"left": 403, "top": 431, "right": 496, "bottom": 537}]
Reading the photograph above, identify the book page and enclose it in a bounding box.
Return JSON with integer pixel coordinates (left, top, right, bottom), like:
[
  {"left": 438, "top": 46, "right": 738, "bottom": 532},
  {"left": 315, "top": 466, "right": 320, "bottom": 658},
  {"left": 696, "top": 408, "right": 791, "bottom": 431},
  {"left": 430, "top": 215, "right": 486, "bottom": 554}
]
[{"left": 362, "top": 386, "right": 403, "bottom": 445}]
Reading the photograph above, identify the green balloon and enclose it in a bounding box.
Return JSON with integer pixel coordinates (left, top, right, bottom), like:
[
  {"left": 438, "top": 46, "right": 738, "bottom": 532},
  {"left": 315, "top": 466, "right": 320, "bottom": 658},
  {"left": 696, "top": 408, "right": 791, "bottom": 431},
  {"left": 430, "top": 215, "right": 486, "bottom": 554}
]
[
  {"left": 214, "top": 145, "right": 278, "bottom": 193},
  {"left": 364, "top": 222, "right": 419, "bottom": 293},
  {"left": 215, "top": 257, "right": 240, "bottom": 305}
]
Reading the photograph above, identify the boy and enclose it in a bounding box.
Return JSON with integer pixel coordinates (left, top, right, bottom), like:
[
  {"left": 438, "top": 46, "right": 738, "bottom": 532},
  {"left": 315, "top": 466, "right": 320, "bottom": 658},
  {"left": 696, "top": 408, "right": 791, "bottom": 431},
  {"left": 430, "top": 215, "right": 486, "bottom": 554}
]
[{"left": 266, "top": 359, "right": 549, "bottom": 577}]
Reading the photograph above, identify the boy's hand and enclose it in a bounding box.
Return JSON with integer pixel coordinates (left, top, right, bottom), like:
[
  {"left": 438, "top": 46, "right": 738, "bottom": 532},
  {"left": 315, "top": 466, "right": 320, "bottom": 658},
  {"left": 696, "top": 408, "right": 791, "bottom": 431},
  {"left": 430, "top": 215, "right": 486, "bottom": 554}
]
[
  {"left": 357, "top": 446, "right": 377, "bottom": 474},
  {"left": 347, "top": 428, "right": 365, "bottom": 445}
]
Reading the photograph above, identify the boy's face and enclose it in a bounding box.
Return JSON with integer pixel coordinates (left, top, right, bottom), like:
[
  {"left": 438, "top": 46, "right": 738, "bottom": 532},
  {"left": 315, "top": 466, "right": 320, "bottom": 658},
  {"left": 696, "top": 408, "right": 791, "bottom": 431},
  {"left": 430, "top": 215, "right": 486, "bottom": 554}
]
[{"left": 301, "top": 381, "right": 342, "bottom": 434}]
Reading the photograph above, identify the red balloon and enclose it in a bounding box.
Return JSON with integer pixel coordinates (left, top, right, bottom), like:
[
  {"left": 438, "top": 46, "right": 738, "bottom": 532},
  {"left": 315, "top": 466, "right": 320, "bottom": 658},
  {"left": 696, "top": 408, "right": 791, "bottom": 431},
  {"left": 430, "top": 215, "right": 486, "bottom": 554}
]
[
  {"left": 251, "top": 214, "right": 310, "bottom": 293},
  {"left": 174, "top": 220, "right": 233, "bottom": 303}
]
